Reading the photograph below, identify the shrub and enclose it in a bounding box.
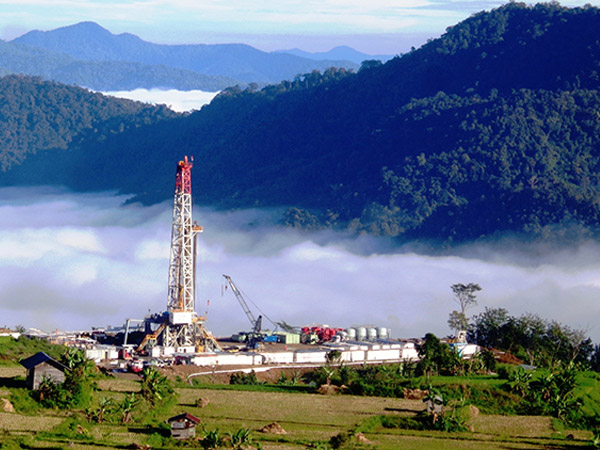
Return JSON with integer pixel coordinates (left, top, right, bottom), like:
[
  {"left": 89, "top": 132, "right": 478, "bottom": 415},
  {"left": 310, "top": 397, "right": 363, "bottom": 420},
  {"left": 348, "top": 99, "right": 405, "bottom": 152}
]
[
  {"left": 140, "top": 367, "right": 175, "bottom": 407},
  {"left": 229, "top": 370, "right": 261, "bottom": 385}
]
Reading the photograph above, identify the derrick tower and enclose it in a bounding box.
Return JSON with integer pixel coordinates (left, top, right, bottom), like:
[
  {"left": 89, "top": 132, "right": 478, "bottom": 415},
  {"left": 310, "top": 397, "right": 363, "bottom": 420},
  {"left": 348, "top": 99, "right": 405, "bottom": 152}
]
[{"left": 162, "top": 156, "right": 219, "bottom": 351}]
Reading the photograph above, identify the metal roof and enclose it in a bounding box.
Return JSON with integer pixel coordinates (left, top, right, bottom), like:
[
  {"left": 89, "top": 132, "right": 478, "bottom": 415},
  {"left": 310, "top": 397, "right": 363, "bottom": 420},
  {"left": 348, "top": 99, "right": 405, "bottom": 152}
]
[
  {"left": 167, "top": 413, "right": 201, "bottom": 424},
  {"left": 19, "top": 352, "right": 67, "bottom": 371}
]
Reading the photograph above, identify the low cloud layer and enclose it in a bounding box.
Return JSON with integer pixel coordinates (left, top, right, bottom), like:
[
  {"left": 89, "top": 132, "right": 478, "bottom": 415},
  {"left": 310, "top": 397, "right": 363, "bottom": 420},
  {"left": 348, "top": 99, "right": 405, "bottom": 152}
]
[
  {"left": 1, "top": 187, "right": 599, "bottom": 343},
  {"left": 103, "top": 89, "right": 219, "bottom": 112}
]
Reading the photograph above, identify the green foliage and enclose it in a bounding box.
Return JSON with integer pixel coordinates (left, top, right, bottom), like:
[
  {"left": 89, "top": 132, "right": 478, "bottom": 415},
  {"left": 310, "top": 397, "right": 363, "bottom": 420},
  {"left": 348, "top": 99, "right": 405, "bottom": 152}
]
[
  {"left": 4, "top": 4, "right": 600, "bottom": 243},
  {"left": 593, "top": 429, "right": 600, "bottom": 449},
  {"left": 140, "top": 367, "right": 175, "bottom": 408},
  {"left": 325, "top": 349, "right": 343, "bottom": 365},
  {"left": 60, "top": 347, "right": 97, "bottom": 408},
  {"left": 443, "top": 383, "right": 521, "bottom": 415},
  {"left": 451, "top": 283, "right": 481, "bottom": 315},
  {"left": 32, "top": 348, "right": 98, "bottom": 410},
  {"left": 86, "top": 396, "right": 116, "bottom": 423},
  {"left": 507, "top": 367, "right": 533, "bottom": 398},
  {"left": 46, "top": 415, "right": 91, "bottom": 441},
  {"left": 201, "top": 428, "right": 223, "bottom": 449},
  {"left": 229, "top": 370, "right": 261, "bottom": 385},
  {"left": 0, "top": 75, "right": 176, "bottom": 172},
  {"left": 6, "top": 388, "right": 39, "bottom": 414},
  {"left": 469, "top": 307, "right": 593, "bottom": 367},
  {"left": 119, "top": 392, "right": 140, "bottom": 423},
  {"left": 35, "top": 376, "right": 66, "bottom": 408},
  {"left": 346, "top": 364, "right": 406, "bottom": 397},
  {"left": 2, "top": 336, "right": 63, "bottom": 365},
  {"left": 434, "top": 405, "right": 470, "bottom": 433},
  {"left": 416, "top": 333, "right": 462, "bottom": 378},
  {"left": 0, "top": 435, "right": 29, "bottom": 450},
  {"left": 448, "top": 310, "right": 468, "bottom": 334},
  {"left": 228, "top": 428, "right": 253, "bottom": 449}
]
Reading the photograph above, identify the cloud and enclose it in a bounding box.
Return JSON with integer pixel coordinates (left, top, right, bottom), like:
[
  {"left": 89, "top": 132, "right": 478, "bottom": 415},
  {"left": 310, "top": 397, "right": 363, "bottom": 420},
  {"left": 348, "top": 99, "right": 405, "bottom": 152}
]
[
  {"left": 102, "top": 89, "right": 219, "bottom": 112},
  {"left": 3, "top": 0, "right": 594, "bottom": 54},
  {"left": 0, "top": 187, "right": 599, "bottom": 345}
]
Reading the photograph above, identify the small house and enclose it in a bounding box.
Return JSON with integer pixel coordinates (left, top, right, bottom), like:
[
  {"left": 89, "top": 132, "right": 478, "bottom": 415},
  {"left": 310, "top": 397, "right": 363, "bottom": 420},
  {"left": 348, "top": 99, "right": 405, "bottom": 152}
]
[
  {"left": 20, "top": 352, "right": 67, "bottom": 390},
  {"left": 167, "top": 413, "right": 202, "bottom": 439}
]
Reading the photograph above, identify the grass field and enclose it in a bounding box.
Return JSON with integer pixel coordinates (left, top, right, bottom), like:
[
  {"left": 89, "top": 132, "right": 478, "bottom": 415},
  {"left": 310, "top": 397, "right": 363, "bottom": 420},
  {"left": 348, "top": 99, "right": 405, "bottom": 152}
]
[{"left": 0, "top": 366, "right": 594, "bottom": 450}]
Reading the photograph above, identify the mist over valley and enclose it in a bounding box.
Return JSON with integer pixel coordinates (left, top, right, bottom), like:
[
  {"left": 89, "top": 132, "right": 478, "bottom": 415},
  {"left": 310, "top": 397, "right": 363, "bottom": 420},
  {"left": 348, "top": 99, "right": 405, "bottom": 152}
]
[{"left": 1, "top": 188, "right": 598, "bottom": 343}]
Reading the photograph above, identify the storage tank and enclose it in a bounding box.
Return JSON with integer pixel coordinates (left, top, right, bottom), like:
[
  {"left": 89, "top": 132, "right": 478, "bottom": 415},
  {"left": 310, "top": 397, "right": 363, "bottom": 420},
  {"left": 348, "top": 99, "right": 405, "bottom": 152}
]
[
  {"left": 346, "top": 328, "right": 356, "bottom": 340},
  {"left": 377, "top": 327, "right": 389, "bottom": 339},
  {"left": 357, "top": 327, "right": 367, "bottom": 341},
  {"left": 367, "top": 327, "right": 377, "bottom": 341}
]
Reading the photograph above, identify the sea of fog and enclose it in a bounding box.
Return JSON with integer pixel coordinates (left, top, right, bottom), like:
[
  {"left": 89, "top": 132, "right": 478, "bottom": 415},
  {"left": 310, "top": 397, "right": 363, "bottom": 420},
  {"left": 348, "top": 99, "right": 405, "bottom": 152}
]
[
  {"left": 102, "top": 88, "right": 219, "bottom": 112},
  {"left": 1, "top": 187, "right": 599, "bottom": 343}
]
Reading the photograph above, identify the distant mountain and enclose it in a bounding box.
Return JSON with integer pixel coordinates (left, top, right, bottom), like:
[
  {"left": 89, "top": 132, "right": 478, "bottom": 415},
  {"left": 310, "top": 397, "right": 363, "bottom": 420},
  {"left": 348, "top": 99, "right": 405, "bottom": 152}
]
[
  {"left": 12, "top": 22, "right": 359, "bottom": 85},
  {"left": 0, "top": 40, "right": 240, "bottom": 91},
  {"left": 4, "top": 3, "right": 600, "bottom": 243},
  {"left": 275, "top": 46, "right": 394, "bottom": 65}
]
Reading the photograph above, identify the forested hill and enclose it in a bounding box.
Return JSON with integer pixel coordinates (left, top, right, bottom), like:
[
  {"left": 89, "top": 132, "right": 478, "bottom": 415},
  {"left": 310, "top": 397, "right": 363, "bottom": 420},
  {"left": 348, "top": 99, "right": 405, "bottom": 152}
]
[
  {"left": 0, "top": 75, "right": 178, "bottom": 171},
  {"left": 3, "top": 3, "right": 600, "bottom": 242}
]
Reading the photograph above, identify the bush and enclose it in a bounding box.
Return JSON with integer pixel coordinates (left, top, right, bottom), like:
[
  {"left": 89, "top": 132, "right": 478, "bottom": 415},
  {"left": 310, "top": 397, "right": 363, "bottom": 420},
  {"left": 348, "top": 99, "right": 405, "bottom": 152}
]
[
  {"left": 45, "top": 416, "right": 91, "bottom": 441},
  {"left": 140, "top": 367, "right": 175, "bottom": 408},
  {"left": 230, "top": 371, "right": 261, "bottom": 385},
  {"left": 496, "top": 364, "right": 515, "bottom": 379}
]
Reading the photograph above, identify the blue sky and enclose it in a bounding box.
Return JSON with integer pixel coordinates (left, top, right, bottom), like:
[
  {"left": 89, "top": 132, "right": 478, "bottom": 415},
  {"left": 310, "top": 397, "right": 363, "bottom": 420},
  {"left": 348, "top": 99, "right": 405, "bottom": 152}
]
[{"left": 0, "top": 0, "right": 593, "bottom": 54}]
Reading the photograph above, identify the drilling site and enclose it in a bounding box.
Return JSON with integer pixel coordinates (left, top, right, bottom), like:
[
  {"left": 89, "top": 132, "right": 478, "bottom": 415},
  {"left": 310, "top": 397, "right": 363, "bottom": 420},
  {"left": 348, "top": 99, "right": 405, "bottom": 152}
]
[{"left": 24, "top": 156, "right": 478, "bottom": 375}]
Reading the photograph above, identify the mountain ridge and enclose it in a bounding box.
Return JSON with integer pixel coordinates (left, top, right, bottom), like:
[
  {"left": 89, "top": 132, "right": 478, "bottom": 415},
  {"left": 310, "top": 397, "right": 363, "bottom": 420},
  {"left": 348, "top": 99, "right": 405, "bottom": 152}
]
[
  {"left": 274, "top": 45, "right": 394, "bottom": 64},
  {"left": 3, "top": 3, "right": 600, "bottom": 243},
  {"left": 12, "top": 21, "right": 360, "bottom": 85}
]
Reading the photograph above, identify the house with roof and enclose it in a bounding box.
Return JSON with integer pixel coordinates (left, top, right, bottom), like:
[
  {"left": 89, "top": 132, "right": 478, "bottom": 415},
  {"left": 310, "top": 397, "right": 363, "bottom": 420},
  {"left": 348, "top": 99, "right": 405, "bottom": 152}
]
[
  {"left": 20, "top": 352, "right": 67, "bottom": 390},
  {"left": 167, "top": 413, "right": 202, "bottom": 439}
]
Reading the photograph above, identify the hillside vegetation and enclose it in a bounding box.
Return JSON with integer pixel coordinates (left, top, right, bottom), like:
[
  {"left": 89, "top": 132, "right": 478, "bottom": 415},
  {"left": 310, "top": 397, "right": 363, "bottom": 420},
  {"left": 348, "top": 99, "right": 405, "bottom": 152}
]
[
  {"left": 0, "top": 75, "right": 177, "bottom": 171},
  {"left": 0, "top": 39, "right": 239, "bottom": 91},
  {"left": 2, "top": 3, "right": 600, "bottom": 242}
]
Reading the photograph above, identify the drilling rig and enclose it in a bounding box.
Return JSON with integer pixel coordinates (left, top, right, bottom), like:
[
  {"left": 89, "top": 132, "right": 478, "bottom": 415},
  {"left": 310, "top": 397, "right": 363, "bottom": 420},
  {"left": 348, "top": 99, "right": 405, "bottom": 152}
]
[{"left": 136, "top": 156, "right": 220, "bottom": 354}]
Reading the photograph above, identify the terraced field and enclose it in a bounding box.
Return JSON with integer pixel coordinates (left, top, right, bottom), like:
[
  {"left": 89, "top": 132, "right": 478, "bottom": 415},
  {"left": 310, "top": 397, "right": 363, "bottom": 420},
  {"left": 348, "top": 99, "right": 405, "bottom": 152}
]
[{"left": 0, "top": 367, "right": 593, "bottom": 449}]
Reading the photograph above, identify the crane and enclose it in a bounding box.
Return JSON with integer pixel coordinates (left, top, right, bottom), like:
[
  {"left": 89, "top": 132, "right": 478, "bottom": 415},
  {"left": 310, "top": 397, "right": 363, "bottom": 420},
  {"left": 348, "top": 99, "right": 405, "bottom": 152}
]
[
  {"left": 222, "top": 275, "right": 262, "bottom": 334},
  {"left": 223, "top": 274, "right": 275, "bottom": 348}
]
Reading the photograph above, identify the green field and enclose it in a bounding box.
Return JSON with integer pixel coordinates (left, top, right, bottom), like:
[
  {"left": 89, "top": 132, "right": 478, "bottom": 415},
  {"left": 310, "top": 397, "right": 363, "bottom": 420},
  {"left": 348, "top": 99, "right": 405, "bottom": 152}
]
[{"left": 0, "top": 366, "right": 594, "bottom": 450}]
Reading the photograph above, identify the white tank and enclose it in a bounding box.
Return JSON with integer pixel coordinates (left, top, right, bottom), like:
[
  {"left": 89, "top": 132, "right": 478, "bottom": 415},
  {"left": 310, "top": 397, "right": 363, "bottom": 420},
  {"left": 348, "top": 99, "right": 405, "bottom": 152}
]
[
  {"left": 357, "top": 327, "right": 367, "bottom": 341},
  {"left": 346, "top": 328, "right": 356, "bottom": 339},
  {"left": 367, "top": 327, "right": 378, "bottom": 341},
  {"left": 377, "top": 327, "right": 389, "bottom": 339}
]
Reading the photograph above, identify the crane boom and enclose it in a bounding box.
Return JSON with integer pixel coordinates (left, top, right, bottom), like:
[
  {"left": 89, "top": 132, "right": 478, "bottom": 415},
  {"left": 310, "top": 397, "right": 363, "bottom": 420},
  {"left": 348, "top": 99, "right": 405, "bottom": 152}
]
[{"left": 222, "top": 274, "right": 262, "bottom": 334}]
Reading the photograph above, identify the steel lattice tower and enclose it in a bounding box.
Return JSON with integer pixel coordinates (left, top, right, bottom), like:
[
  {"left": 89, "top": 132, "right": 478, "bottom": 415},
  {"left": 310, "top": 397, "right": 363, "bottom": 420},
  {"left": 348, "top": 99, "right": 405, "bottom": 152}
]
[{"left": 162, "top": 156, "right": 218, "bottom": 351}]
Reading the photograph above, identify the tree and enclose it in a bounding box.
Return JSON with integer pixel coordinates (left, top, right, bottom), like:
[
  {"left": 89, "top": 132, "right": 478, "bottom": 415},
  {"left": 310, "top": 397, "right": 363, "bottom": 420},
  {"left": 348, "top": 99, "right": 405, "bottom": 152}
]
[
  {"left": 448, "top": 310, "right": 469, "bottom": 335},
  {"left": 120, "top": 393, "right": 139, "bottom": 423},
  {"left": 451, "top": 283, "right": 481, "bottom": 316},
  {"left": 140, "top": 367, "right": 174, "bottom": 407},
  {"left": 60, "top": 347, "right": 96, "bottom": 408},
  {"left": 468, "top": 307, "right": 509, "bottom": 348},
  {"left": 416, "top": 333, "right": 462, "bottom": 379}
]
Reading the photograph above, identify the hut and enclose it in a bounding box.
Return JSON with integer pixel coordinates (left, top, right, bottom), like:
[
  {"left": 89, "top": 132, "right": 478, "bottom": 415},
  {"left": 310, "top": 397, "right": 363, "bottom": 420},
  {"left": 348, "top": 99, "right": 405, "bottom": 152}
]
[
  {"left": 20, "top": 352, "right": 67, "bottom": 390},
  {"left": 167, "top": 413, "right": 202, "bottom": 439}
]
